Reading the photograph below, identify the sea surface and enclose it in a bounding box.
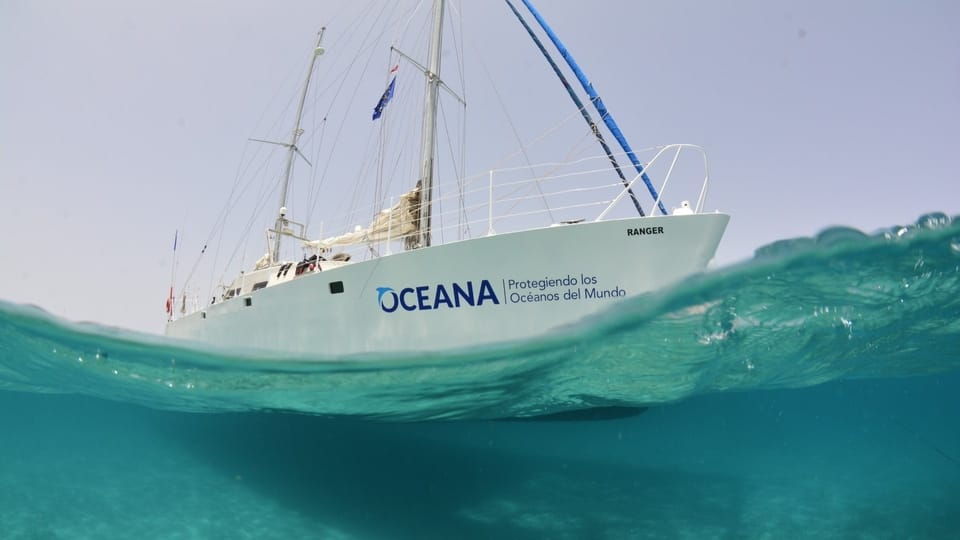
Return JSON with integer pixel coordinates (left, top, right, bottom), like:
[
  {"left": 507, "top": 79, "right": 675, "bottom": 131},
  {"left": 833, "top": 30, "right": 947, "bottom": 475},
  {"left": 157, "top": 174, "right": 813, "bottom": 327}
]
[{"left": 1, "top": 213, "right": 958, "bottom": 539}]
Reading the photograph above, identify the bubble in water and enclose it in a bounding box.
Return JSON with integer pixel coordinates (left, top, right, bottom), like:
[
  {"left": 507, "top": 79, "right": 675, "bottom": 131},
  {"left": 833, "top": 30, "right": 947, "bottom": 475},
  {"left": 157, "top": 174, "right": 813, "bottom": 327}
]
[{"left": 840, "top": 317, "right": 853, "bottom": 339}]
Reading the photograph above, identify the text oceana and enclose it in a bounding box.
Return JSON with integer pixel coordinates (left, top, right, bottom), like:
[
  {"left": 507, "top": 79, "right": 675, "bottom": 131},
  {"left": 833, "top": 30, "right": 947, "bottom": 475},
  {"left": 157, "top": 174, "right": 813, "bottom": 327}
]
[{"left": 377, "top": 280, "right": 500, "bottom": 313}]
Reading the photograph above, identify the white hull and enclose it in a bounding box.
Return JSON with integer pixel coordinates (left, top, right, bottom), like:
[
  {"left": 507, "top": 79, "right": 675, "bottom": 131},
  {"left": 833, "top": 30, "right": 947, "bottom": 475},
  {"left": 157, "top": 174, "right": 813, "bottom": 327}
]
[{"left": 166, "top": 213, "right": 728, "bottom": 357}]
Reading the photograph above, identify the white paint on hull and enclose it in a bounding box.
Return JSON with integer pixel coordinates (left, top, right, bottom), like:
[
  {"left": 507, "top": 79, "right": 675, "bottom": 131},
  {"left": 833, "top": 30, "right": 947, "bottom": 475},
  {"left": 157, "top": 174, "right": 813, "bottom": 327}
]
[{"left": 166, "top": 213, "right": 728, "bottom": 357}]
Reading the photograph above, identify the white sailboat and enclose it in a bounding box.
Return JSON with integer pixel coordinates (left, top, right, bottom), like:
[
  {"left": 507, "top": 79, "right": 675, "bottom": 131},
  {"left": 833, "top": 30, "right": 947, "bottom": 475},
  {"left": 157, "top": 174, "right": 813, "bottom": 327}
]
[{"left": 165, "top": 0, "right": 729, "bottom": 357}]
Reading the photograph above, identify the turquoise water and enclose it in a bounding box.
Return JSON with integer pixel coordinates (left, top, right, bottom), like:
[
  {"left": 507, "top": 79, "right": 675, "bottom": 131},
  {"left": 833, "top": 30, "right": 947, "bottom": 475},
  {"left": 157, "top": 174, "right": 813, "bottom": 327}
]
[{"left": 1, "top": 213, "right": 958, "bottom": 538}]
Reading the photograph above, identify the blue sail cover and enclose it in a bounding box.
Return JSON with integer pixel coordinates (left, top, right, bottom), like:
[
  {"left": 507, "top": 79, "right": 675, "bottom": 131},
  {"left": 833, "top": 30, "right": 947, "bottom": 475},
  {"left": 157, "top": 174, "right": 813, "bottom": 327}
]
[{"left": 519, "top": 0, "right": 668, "bottom": 215}]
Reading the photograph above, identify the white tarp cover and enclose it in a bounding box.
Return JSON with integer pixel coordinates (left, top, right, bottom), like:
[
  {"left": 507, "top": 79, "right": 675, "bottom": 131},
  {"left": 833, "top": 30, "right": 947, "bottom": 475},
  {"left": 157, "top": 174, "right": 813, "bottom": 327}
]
[
  {"left": 303, "top": 187, "right": 419, "bottom": 250},
  {"left": 252, "top": 253, "right": 272, "bottom": 270}
]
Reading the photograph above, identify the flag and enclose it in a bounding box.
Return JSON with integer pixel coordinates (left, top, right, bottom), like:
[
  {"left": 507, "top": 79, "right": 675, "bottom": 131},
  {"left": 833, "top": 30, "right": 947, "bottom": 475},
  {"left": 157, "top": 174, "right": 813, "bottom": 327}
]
[
  {"left": 165, "top": 286, "right": 174, "bottom": 315},
  {"left": 166, "top": 230, "right": 177, "bottom": 315},
  {"left": 167, "top": 229, "right": 180, "bottom": 316},
  {"left": 372, "top": 76, "right": 397, "bottom": 120}
]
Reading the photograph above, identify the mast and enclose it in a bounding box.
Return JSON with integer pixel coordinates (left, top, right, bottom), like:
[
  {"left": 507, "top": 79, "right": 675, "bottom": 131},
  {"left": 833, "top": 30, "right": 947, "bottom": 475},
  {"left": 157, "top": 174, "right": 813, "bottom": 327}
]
[
  {"left": 272, "top": 29, "right": 326, "bottom": 264},
  {"left": 413, "top": 0, "right": 445, "bottom": 249}
]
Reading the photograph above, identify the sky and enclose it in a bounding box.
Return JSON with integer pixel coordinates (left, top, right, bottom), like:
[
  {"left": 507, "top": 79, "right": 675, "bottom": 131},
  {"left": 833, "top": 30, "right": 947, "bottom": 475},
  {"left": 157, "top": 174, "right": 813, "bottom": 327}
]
[{"left": 1, "top": 0, "right": 958, "bottom": 334}]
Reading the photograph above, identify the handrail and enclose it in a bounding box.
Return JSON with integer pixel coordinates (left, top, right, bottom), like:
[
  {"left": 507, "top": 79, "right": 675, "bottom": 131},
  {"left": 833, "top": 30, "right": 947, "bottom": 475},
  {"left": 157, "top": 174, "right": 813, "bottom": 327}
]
[
  {"left": 596, "top": 144, "right": 710, "bottom": 220},
  {"left": 303, "top": 144, "right": 712, "bottom": 252}
]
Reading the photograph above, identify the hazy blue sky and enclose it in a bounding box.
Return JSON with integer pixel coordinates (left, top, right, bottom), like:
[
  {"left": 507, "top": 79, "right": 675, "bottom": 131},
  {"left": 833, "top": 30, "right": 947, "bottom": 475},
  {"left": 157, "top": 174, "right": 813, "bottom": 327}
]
[{"left": 2, "top": 0, "right": 958, "bottom": 334}]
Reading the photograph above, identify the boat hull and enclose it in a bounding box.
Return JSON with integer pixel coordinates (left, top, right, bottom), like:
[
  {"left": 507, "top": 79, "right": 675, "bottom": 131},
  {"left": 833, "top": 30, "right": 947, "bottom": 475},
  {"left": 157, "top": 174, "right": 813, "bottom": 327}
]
[{"left": 166, "top": 213, "right": 728, "bottom": 357}]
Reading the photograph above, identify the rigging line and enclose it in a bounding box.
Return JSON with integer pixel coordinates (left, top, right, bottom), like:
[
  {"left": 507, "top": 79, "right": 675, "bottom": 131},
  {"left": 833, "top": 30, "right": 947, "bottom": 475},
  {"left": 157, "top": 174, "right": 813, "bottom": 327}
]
[
  {"left": 182, "top": 136, "right": 277, "bottom": 293},
  {"left": 369, "top": 83, "right": 414, "bottom": 222},
  {"left": 217, "top": 45, "right": 310, "bottom": 222},
  {"left": 216, "top": 175, "right": 283, "bottom": 289},
  {"left": 382, "top": 124, "right": 414, "bottom": 230},
  {"left": 433, "top": 100, "right": 447, "bottom": 245},
  {"left": 440, "top": 0, "right": 467, "bottom": 103},
  {"left": 519, "top": 0, "right": 667, "bottom": 216},
  {"left": 504, "top": 0, "right": 644, "bottom": 217},
  {"left": 379, "top": 5, "right": 435, "bottom": 198},
  {"left": 214, "top": 70, "right": 303, "bottom": 214},
  {"left": 494, "top": 131, "right": 594, "bottom": 224},
  {"left": 206, "top": 143, "right": 286, "bottom": 290},
  {"left": 217, "top": 183, "right": 277, "bottom": 292},
  {"left": 188, "top": 16, "right": 368, "bottom": 294},
  {"left": 374, "top": 49, "right": 403, "bottom": 214},
  {"left": 214, "top": 144, "right": 287, "bottom": 291},
  {"left": 304, "top": 115, "right": 328, "bottom": 226},
  {"left": 436, "top": 93, "right": 467, "bottom": 240},
  {"left": 458, "top": 108, "right": 469, "bottom": 238},
  {"left": 469, "top": 37, "right": 555, "bottom": 223},
  {"left": 324, "top": 0, "right": 367, "bottom": 26},
  {"left": 320, "top": 2, "right": 435, "bottom": 235},
  {"left": 449, "top": 107, "right": 468, "bottom": 239},
  {"left": 310, "top": 0, "right": 388, "bottom": 98},
  {"left": 350, "top": 128, "right": 381, "bottom": 221},
  {"left": 303, "top": 1, "right": 407, "bottom": 231},
  {"left": 301, "top": 2, "right": 388, "bottom": 224},
  {"left": 454, "top": 101, "right": 586, "bottom": 192},
  {"left": 372, "top": 85, "right": 391, "bottom": 215},
  {"left": 372, "top": 53, "right": 417, "bottom": 215},
  {"left": 183, "top": 142, "right": 283, "bottom": 294},
  {"left": 441, "top": 0, "right": 469, "bottom": 237},
  {"left": 291, "top": 103, "right": 326, "bottom": 223},
  {"left": 350, "top": 129, "right": 384, "bottom": 223},
  {"left": 520, "top": 129, "right": 596, "bottom": 202},
  {"left": 454, "top": 1, "right": 469, "bottom": 237},
  {"left": 196, "top": 39, "right": 322, "bottom": 294},
  {"left": 375, "top": 105, "right": 387, "bottom": 217},
  {"left": 351, "top": 83, "right": 404, "bottom": 224},
  {"left": 448, "top": 0, "right": 466, "bottom": 92},
  {"left": 337, "top": 10, "right": 423, "bottom": 225},
  {"left": 189, "top": 7, "right": 379, "bottom": 298},
  {"left": 392, "top": 0, "right": 429, "bottom": 47}
]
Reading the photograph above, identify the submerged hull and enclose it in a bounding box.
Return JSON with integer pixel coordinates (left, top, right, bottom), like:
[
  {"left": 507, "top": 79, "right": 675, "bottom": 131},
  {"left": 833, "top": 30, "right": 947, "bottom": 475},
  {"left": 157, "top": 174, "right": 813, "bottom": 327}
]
[{"left": 166, "top": 213, "right": 728, "bottom": 357}]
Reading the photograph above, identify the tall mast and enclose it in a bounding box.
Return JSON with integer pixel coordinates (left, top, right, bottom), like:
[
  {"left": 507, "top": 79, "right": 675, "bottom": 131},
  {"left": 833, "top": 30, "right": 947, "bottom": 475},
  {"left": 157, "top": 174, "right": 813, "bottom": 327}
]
[
  {"left": 272, "top": 28, "right": 326, "bottom": 264},
  {"left": 413, "top": 0, "right": 445, "bottom": 249}
]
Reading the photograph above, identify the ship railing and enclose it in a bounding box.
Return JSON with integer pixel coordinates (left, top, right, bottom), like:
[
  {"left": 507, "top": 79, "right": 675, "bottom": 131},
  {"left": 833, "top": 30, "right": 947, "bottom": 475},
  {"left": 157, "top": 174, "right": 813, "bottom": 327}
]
[
  {"left": 307, "top": 144, "right": 711, "bottom": 255},
  {"left": 596, "top": 143, "right": 711, "bottom": 220}
]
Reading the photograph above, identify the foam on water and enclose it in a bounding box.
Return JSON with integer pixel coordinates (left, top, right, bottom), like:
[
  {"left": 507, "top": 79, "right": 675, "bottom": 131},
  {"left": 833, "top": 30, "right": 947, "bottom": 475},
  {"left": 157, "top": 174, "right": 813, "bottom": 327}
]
[{"left": 1, "top": 213, "right": 958, "bottom": 420}]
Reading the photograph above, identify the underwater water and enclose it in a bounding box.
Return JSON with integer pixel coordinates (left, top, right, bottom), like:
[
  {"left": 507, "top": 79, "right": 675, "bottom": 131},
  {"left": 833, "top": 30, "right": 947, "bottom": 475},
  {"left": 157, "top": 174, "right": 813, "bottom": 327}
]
[{"left": 1, "top": 213, "right": 958, "bottom": 538}]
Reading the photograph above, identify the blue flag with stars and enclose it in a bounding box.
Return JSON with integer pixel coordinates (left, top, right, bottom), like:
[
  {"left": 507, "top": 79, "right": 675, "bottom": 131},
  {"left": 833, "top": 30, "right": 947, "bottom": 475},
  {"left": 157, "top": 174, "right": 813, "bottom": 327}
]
[{"left": 372, "top": 76, "right": 396, "bottom": 121}]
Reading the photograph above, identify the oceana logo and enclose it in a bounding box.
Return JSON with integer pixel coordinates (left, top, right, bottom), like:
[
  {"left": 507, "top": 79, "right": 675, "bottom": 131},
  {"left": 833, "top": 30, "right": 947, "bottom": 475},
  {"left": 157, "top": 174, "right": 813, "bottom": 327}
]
[{"left": 376, "top": 280, "right": 500, "bottom": 313}]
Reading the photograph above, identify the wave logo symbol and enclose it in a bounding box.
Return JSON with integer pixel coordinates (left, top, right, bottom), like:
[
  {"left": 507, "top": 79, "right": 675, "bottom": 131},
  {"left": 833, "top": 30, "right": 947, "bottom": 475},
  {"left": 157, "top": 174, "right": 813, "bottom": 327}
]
[{"left": 376, "top": 287, "right": 400, "bottom": 313}]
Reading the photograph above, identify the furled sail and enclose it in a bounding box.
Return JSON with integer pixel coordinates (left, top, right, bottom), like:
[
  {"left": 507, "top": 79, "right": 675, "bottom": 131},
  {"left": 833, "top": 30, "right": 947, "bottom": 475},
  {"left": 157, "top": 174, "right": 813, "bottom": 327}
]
[{"left": 303, "top": 187, "right": 421, "bottom": 251}]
